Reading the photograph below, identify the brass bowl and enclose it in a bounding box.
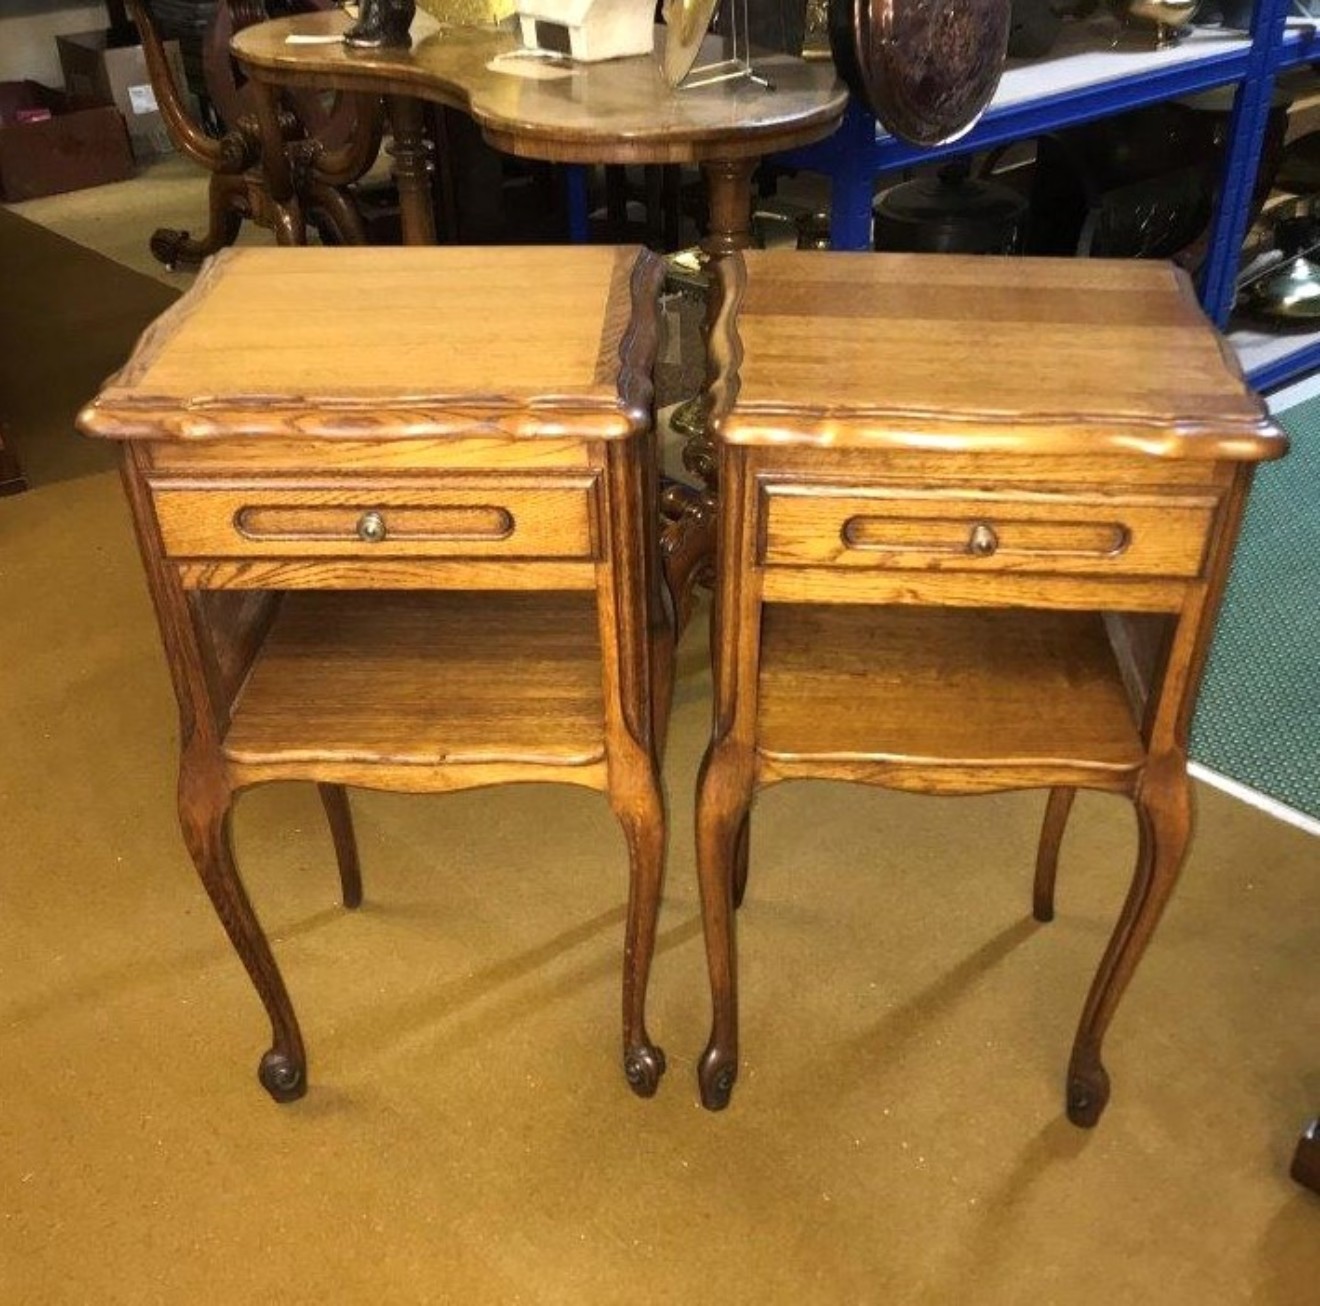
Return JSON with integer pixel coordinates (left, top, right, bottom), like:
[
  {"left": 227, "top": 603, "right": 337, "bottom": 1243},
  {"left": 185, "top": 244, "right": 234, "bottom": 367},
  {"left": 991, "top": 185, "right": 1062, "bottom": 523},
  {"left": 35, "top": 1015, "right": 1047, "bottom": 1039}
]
[
  {"left": 1240, "top": 256, "right": 1320, "bottom": 326},
  {"left": 1108, "top": 0, "right": 1201, "bottom": 48}
]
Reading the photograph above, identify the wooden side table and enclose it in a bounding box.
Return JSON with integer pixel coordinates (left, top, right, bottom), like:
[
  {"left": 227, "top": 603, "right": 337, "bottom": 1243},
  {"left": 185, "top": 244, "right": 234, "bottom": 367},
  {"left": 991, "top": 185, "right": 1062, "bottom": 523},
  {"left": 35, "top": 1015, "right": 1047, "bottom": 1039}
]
[
  {"left": 695, "top": 250, "right": 1288, "bottom": 1125},
  {"left": 78, "top": 245, "right": 674, "bottom": 1103}
]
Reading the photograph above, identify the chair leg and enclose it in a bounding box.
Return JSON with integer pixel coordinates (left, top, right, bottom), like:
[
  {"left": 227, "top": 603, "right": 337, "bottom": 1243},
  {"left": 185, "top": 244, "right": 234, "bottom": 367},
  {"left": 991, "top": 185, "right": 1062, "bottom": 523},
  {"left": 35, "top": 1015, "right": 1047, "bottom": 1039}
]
[
  {"left": 696, "top": 742, "right": 752, "bottom": 1111},
  {"left": 1066, "top": 758, "right": 1192, "bottom": 1127},
  {"left": 317, "top": 783, "right": 363, "bottom": 909},
  {"left": 308, "top": 180, "right": 369, "bottom": 247},
  {"left": 178, "top": 755, "right": 306, "bottom": 1102},
  {"left": 610, "top": 770, "right": 667, "bottom": 1098},
  {"left": 150, "top": 173, "right": 247, "bottom": 271},
  {"left": 1033, "top": 786, "right": 1076, "bottom": 923}
]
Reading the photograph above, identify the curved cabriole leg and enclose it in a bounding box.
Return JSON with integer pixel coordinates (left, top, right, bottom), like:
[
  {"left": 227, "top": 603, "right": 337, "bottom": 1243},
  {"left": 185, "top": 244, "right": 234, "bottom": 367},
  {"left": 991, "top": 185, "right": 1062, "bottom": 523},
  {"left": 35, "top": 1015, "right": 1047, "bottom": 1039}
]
[
  {"left": 1033, "top": 786, "right": 1076, "bottom": 923},
  {"left": 611, "top": 776, "right": 667, "bottom": 1097},
  {"left": 1066, "top": 758, "right": 1192, "bottom": 1127},
  {"left": 179, "top": 756, "right": 306, "bottom": 1103},
  {"left": 696, "top": 744, "right": 752, "bottom": 1111},
  {"left": 317, "top": 783, "right": 362, "bottom": 909},
  {"left": 249, "top": 80, "right": 308, "bottom": 248},
  {"left": 731, "top": 811, "right": 750, "bottom": 910}
]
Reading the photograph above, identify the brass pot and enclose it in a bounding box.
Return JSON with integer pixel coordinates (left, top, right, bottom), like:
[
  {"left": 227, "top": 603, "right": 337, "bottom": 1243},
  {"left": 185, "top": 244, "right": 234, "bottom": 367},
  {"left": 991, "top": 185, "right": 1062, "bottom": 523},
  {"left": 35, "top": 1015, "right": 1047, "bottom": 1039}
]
[
  {"left": 1107, "top": 0, "right": 1201, "bottom": 48},
  {"left": 1238, "top": 212, "right": 1320, "bottom": 329}
]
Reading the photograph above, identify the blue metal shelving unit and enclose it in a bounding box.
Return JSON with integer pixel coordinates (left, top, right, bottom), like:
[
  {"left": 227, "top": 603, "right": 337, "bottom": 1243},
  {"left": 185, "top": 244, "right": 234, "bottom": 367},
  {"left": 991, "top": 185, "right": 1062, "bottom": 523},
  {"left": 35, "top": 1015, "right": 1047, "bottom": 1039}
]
[{"left": 774, "top": 3, "right": 1320, "bottom": 390}]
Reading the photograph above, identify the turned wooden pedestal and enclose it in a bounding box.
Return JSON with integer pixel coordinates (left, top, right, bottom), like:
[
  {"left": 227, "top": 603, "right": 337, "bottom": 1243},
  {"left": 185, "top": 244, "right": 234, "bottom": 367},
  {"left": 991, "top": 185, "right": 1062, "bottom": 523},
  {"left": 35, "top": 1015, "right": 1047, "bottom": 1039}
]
[
  {"left": 694, "top": 251, "right": 1288, "bottom": 1126},
  {"left": 78, "top": 246, "right": 674, "bottom": 1102}
]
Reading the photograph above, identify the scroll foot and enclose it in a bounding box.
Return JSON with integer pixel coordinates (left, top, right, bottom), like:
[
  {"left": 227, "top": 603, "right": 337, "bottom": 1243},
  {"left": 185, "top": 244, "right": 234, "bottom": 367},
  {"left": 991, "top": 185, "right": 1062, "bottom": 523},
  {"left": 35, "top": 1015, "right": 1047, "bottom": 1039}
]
[
  {"left": 1291, "top": 1119, "right": 1320, "bottom": 1193},
  {"left": 1066, "top": 1055, "right": 1111, "bottom": 1128},
  {"left": 258, "top": 1048, "right": 306, "bottom": 1104},
  {"left": 624, "top": 1044, "right": 667, "bottom": 1099},
  {"left": 150, "top": 228, "right": 204, "bottom": 272},
  {"left": 698, "top": 1046, "right": 737, "bottom": 1111}
]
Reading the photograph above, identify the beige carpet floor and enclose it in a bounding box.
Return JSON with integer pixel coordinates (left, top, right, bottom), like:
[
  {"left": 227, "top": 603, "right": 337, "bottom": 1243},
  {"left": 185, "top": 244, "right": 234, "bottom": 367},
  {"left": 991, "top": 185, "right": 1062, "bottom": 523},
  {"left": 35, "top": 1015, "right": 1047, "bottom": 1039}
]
[{"left": 1, "top": 182, "right": 1318, "bottom": 1303}]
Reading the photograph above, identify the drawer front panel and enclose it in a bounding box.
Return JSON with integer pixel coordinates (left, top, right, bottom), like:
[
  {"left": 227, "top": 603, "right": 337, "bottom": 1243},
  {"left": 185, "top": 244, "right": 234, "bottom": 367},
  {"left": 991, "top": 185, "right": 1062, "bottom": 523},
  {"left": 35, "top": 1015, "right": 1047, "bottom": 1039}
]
[
  {"left": 151, "top": 477, "right": 598, "bottom": 560},
  {"left": 759, "top": 484, "right": 1216, "bottom": 578}
]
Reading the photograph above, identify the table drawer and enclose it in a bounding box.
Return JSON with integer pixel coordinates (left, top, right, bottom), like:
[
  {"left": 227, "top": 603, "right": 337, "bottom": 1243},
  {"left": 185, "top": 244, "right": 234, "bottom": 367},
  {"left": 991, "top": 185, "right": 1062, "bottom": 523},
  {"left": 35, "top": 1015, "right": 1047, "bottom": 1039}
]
[
  {"left": 150, "top": 476, "right": 598, "bottom": 560},
  {"left": 758, "top": 483, "right": 1216, "bottom": 578}
]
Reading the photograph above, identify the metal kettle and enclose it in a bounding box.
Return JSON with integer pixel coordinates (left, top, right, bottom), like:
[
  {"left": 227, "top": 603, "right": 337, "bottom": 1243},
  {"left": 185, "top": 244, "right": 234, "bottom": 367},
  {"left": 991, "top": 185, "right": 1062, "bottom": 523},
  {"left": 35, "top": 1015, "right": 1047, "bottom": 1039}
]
[{"left": 873, "top": 160, "right": 1028, "bottom": 254}]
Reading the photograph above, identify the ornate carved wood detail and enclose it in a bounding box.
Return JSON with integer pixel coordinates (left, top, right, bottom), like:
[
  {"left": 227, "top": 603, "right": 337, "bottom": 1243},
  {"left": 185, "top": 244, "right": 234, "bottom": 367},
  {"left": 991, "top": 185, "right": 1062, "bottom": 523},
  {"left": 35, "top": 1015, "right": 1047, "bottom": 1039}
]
[{"left": 128, "top": 0, "right": 384, "bottom": 269}]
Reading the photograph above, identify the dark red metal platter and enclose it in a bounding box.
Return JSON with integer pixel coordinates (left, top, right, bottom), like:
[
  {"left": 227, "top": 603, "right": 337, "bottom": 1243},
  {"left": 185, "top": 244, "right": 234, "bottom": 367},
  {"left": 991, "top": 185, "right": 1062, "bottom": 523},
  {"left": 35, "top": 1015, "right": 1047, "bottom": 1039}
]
[{"left": 829, "top": 0, "right": 1011, "bottom": 146}]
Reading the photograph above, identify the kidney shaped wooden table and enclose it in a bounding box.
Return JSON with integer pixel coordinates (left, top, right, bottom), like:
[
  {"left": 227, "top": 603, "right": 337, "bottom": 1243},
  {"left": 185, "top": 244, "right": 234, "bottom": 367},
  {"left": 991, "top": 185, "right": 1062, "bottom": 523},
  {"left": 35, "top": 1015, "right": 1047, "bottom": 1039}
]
[{"left": 229, "top": 11, "right": 849, "bottom": 254}]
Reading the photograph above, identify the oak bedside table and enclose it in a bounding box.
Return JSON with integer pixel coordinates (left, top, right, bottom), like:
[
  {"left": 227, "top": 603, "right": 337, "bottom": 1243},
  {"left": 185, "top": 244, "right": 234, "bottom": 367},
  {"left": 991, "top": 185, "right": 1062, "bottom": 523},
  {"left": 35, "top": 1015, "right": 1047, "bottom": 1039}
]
[
  {"left": 79, "top": 245, "right": 674, "bottom": 1103},
  {"left": 694, "top": 250, "right": 1287, "bottom": 1125}
]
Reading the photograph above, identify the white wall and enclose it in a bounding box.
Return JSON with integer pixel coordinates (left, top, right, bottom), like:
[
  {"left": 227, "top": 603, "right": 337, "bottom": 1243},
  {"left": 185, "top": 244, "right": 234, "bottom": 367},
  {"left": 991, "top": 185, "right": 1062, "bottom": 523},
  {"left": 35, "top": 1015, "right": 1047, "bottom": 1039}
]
[{"left": 0, "top": 2, "right": 115, "bottom": 89}]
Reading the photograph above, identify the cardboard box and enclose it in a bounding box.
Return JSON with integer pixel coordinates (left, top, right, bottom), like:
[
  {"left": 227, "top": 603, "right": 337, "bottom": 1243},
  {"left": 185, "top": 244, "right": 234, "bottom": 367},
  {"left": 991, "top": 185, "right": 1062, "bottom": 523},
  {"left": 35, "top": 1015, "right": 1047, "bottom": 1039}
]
[
  {"left": 0, "top": 81, "right": 134, "bottom": 201},
  {"left": 56, "top": 29, "right": 186, "bottom": 162}
]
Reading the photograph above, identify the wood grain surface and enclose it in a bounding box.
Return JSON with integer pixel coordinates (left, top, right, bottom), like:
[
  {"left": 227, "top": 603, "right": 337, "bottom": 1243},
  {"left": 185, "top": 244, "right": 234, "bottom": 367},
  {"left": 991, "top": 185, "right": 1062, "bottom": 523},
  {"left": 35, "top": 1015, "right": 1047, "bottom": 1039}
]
[
  {"left": 713, "top": 252, "right": 1286, "bottom": 458},
  {"left": 230, "top": 14, "right": 848, "bottom": 165},
  {"left": 222, "top": 590, "right": 608, "bottom": 769},
  {"left": 79, "top": 246, "right": 649, "bottom": 441}
]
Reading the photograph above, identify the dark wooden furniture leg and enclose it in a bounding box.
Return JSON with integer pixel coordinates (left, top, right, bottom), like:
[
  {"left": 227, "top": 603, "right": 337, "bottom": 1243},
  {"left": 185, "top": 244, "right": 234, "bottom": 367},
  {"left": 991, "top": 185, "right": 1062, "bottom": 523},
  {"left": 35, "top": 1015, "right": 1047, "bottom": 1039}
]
[
  {"left": 120, "top": 445, "right": 309, "bottom": 1102},
  {"left": 180, "top": 755, "right": 307, "bottom": 1101},
  {"left": 612, "top": 773, "right": 667, "bottom": 1097},
  {"left": 151, "top": 176, "right": 247, "bottom": 270},
  {"left": 1067, "top": 759, "right": 1192, "bottom": 1126},
  {"left": 660, "top": 156, "right": 758, "bottom": 630},
  {"left": 599, "top": 411, "right": 673, "bottom": 1098},
  {"left": 317, "top": 784, "right": 363, "bottom": 909},
  {"left": 387, "top": 95, "right": 437, "bottom": 245},
  {"left": 695, "top": 442, "right": 757, "bottom": 1109},
  {"left": 1034, "top": 786, "right": 1076, "bottom": 923},
  {"left": 1293, "top": 1120, "right": 1320, "bottom": 1193},
  {"left": 695, "top": 741, "right": 752, "bottom": 1111},
  {"left": 250, "top": 78, "right": 308, "bottom": 246}
]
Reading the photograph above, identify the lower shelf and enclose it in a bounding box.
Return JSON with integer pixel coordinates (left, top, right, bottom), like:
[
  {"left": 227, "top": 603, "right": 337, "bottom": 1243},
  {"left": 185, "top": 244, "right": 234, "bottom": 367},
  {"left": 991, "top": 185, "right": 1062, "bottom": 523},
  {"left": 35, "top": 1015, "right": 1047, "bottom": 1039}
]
[
  {"left": 223, "top": 590, "right": 607, "bottom": 770},
  {"left": 756, "top": 604, "right": 1145, "bottom": 783}
]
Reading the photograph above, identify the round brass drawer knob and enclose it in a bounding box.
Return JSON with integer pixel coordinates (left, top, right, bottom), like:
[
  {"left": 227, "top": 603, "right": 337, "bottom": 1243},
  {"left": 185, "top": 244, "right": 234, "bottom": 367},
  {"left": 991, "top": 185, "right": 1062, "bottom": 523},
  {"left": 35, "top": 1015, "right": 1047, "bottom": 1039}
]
[
  {"left": 356, "top": 510, "right": 387, "bottom": 544},
  {"left": 968, "top": 522, "right": 999, "bottom": 557}
]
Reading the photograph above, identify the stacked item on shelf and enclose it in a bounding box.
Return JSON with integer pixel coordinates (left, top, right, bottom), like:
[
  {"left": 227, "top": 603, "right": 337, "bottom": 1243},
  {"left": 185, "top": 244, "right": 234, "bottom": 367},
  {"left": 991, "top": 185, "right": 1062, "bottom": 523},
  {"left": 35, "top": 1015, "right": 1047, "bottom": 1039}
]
[{"left": 771, "top": 0, "right": 1320, "bottom": 388}]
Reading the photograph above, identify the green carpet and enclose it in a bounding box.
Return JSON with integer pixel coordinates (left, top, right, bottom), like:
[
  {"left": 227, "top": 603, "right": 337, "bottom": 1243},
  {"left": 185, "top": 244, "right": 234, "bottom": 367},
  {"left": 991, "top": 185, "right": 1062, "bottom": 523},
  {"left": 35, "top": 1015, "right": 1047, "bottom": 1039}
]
[{"left": 1191, "top": 396, "right": 1320, "bottom": 825}]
